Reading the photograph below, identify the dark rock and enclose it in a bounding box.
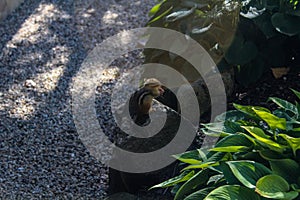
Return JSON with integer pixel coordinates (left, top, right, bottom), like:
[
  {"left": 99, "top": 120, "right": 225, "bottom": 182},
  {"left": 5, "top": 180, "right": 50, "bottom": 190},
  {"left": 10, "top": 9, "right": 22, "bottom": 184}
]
[{"left": 108, "top": 102, "right": 197, "bottom": 194}]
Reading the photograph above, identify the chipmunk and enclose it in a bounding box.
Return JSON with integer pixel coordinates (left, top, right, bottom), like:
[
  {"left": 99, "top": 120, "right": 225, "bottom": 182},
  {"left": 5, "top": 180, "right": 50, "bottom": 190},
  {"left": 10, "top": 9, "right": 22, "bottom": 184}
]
[{"left": 129, "top": 78, "right": 164, "bottom": 126}]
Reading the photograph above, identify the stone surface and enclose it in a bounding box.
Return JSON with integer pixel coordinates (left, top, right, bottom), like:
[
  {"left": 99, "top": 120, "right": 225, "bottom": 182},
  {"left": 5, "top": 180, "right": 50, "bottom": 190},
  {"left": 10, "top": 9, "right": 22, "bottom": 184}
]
[
  {"left": 108, "top": 101, "right": 197, "bottom": 194},
  {"left": 0, "top": 0, "right": 24, "bottom": 21}
]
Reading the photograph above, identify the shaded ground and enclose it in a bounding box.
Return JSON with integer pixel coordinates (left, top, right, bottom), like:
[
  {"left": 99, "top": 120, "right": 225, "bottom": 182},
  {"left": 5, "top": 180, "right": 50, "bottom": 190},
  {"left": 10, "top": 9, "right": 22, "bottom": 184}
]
[{"left": 231, "top": 70, "right": 300, "bottom": 110}]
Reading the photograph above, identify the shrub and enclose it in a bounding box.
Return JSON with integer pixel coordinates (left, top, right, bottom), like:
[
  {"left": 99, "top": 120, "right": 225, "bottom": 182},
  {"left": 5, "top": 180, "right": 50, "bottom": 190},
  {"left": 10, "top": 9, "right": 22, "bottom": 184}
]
[
  {"left": 151, "top": 89, "right": 300, "bottom": 200},
  {"left": 145, "top": 0, "right": 300, "bottom": 86}
]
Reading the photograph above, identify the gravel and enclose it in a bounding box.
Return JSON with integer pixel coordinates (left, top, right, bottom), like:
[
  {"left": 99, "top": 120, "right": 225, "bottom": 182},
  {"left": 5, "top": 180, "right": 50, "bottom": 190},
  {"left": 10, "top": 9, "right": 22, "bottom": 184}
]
[{"left": 0, "top": 0, "right": 155, "bottom": 199}]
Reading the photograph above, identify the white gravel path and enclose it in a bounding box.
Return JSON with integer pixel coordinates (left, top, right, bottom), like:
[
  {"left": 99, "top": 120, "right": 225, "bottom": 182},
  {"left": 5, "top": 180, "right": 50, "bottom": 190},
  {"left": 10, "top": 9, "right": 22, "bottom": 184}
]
[{"left": 0, "top": 0, "right": 155, "bottom": 199}]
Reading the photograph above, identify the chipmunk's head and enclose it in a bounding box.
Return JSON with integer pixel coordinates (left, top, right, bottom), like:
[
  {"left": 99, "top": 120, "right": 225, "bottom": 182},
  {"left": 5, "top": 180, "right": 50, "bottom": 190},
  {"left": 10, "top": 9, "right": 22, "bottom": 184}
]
[{"left": 143, "top": 78, "right": 164, "bottom": 97}]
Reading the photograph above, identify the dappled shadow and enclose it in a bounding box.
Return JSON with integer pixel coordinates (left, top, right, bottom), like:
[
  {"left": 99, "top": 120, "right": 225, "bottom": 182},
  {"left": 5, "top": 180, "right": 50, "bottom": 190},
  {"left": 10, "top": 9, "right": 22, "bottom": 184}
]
[{"left": 0, "top": 0, "right": 154, "bottom": 198}]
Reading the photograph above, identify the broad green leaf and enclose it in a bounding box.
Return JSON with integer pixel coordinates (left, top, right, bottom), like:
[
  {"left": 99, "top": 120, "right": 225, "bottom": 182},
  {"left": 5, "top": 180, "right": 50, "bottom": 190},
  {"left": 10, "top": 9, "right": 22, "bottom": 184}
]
[
  {"left": 217, "top": 162, "right": 241, "bottom": 185},
  {"left": 268, "top": 97, "right": 299, "bottom": 118},
  {"left": 214, "top": 110, "right": 251, "bottom": 122},
  {"left": 253, "top": 109, "right": 286, "bottom": 130},
  {"left": 291, "top": 184, "right": 300, "bottom": 192},
  {"left": 211, "top": 146, "right": 250, "bottom": 152},
  {"left": 254, "top": 12, "right": 278, "bottom": 38},
  {"left": 183, "top": 162, "right": 219, "bottom": 171},
  {"left": 256, "top": 175, "right": 299, "bottom": 199},
  {"left": 259, "top": 149, "right": 285, "bottom": 161},
  {"left": 165, "top": 6, "right": 196, "bottom": 22},
  {"left": 204, "top": 185, "right": 260, "bottom": 200},
  {"left": 175, "top": 169, "right": 209, "bottom": 200},
  {"left": 242, "top": 126, "right": 287, "bottom": 153},
  {"left": 233, "top": 103, "right": 270, "bottom": 120},
  {"left": 173, "top": 149, "right": 204, "bottom": 165},
  {"left": 270, "top": 158, "right": 300, "bottom": 183},
  {"left": 272, "top": 110, "right": 299, "bottom": 130},
  {"left": 279, "top": 134, "right": 300, "bottom": 156},
  {"left": 183, "top": 152, "right": 229, "bottom": 171},
  {"left": 271, "top": 13, "right": 300, "bottom": 36},
  {"left": 226, "top": 160, "right": 272, "bottom": 189},
  {"left": 202, "top": 121, "right": 244, "bottom": 136},
  {"left": 150, "top": 170, "right": 194, "bottom": 189},
  {"left": 201, "top": 121, "right": 243, "bottom": 137},
  {"left": 184, "top": 187, "right": 215, "bottom": 200},
  {"left": 210, "top": 134, "right": 253, "bottom": 152}
]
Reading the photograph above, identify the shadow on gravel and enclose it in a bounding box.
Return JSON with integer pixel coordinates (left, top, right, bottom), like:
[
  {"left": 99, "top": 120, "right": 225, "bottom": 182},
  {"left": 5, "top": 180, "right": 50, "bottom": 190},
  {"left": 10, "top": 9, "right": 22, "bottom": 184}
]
[{"left": 0, "top": 0, "right": 128, "bottom": 198}]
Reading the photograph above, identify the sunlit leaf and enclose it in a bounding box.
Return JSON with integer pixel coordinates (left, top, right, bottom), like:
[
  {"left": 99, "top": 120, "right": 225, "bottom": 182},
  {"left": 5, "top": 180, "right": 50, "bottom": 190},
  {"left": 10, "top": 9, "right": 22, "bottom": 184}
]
[
  {"left": 279, "top": 134, "right": 300, "bottom": 155},
  {"left": 210, "top": 134, "right": 253, "bottom": 152},
  {"left": 150, "top": 170, "right": 195, "bottom": 189},
  {"left": 242, "top": 126, "right": 287, "bottom": 152},
  {"left": 226, "top": 160, "right": 272, "bottom": 189},
  {"left": 253, "top": 109, "right": 286, "bottom": 130},
  {"left": 256, "top": 175, "right": 299, "bottom": 199},
  {"left": 204, "top": 185, "right": 260, "bottom": 200}
]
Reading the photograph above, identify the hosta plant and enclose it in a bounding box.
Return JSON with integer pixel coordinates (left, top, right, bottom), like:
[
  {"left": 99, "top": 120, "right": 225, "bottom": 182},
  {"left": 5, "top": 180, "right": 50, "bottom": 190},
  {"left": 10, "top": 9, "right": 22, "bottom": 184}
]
[{"left": 151, "top": 89, "right": 300, "bottom": 200}]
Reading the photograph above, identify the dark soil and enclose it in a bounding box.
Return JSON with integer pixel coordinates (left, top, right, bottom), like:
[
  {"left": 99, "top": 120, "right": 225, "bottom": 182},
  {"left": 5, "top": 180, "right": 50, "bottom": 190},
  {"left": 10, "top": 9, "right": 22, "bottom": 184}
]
[{"left": 230, "top": 69, "right": 300, "bottom": 110}]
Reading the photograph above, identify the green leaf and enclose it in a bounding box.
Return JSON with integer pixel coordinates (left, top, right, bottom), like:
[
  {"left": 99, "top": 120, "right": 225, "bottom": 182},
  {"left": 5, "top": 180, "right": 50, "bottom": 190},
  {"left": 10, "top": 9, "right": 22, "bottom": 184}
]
[
  {"left": 184, "top": 187, "right": 215, "bottom": 200},
  {"left": 269, "top": 158, "right": 300, "bottom": 183},
  {"left": 175, "top": 169, "right": 210, "bottom": 200},
  {"left": 242, "top": 126, "right": 287, "bottom": 153},
  {"left": 271, "top": 13, "right": 300, "bottom": 36},
  {"left": 233, "top": 103, "right": 270, "bottom": 120},
  {"left": 149, "top": 1, "right": 164, "bottom": 17},
  {"left": 147, "top": 6, "right": 173, "bottom": 25},
  {"left": 272, "top": 110, "right": 299, "bottom": 130},
  {"left": 254, "top": 12, "right": 278, "bottom": 38},
  {"left": 215, "top": 110, "right": 251, "bottom": 122},
  {"left": 279, "top": 134, "right": 300, "bottom": 156},
  {"left": 256, "top": 174, "right": 299, "bottom": 199},
  {"left": 210, "top": 134, "right": 253, "bottom": 153},
  {"left": 204, "top": 185, "right": 260, "bottom": 200},
  {"left": 225, "top": 36, "right": 258, "bottom": 65},
  {"left": 268, "top": 97, "right": 299, "bottom": 118},
  {"left": 183, "top": 152, "right": 228, "bottom": 171},
  {"left": 165, "top": 6, "right": 196, "bottom": 22},
  {"left": 202, "top": 121, "right": 244, "bottom": 137},
  {"left": 226, "top": 160, "right": 272, "bottom": 189},
  {"left": 253, "top": 109, "right": 287, "bottom": 130},
  {"left": 173, "top": 149, "right": 204, "bottom": 165},
  {"left": 259, "top": 149, "right": 285, "bottom": 161},
  {"left": 291, "top": 88, "right": 300, "bottom": 100},
  {"left": 150, "top": 170, "right": 195, "bottom": 189}
]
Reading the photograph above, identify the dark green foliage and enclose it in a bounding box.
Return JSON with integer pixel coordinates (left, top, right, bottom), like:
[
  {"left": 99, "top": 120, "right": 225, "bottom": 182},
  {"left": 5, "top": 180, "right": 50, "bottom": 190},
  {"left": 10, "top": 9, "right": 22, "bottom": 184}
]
[
  {"left": 145, "top": 0, "right": 300, "bottom": 86},
  {"left": 151, "top": 89, "right": 300, "bottom": 199}
]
